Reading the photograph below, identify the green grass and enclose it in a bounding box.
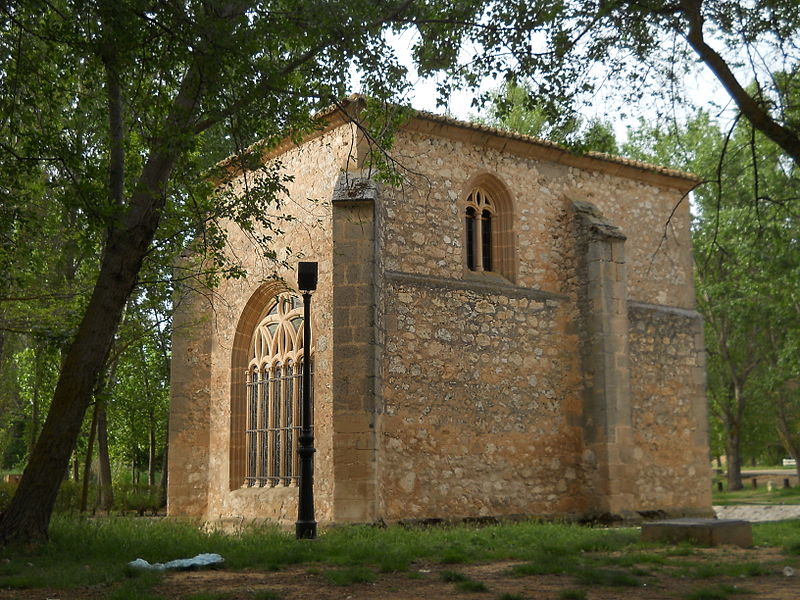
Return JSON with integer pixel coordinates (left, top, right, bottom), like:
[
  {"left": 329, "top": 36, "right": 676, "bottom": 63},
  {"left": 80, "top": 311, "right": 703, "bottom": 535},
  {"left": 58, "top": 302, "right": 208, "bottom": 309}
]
[
  {"left": 573, "top": 566, "right": 640, "bottom": 587},
  {"left": 558, "top": 591, "right": 587, "bottom": 600},
  {"left": 455, "top": 578, "right": 488, "bottom": 592},
  {"left": 439, "top": 570, "right": 488, "bottom": 592},
  {"left": 691, "top": 561, "right": 771, "bottom": 578},
  {"left": 1, "top": 515, "right": 799, "bottom": 597},
  {"left": 509, "top": 555, "right": 572, "bottom": 576},
  {"left": 599, "top": 551, "right": 667, "bottom": 567},
  {"left": 712, "top": 481, "right": 800, "bottom": 505},
  {"left": 440, "top": 569, "right": 470, "bottom": 582},
  {"left": 753, "top": 518, "right": 800, "bottom": 553},
  {"left": 252, "top": 592, "right": 281, "bottom": 600}
]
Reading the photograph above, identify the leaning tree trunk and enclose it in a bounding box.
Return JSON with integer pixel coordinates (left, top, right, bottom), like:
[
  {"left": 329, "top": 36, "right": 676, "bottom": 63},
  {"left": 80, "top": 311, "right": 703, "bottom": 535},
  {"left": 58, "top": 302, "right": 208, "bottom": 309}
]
[
  {"left": 0, "top": 62, "right": 205, "bottom": 545},
  {"left": 0, "top": 252, "right": 140, "bottom": 543}
]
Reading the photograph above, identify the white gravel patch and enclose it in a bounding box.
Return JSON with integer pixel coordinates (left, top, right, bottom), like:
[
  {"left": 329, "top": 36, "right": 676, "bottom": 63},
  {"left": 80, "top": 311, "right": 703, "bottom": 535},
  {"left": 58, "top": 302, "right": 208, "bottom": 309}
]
[{"left": 714, "top": 504, "right": 800, "bottom": 522}]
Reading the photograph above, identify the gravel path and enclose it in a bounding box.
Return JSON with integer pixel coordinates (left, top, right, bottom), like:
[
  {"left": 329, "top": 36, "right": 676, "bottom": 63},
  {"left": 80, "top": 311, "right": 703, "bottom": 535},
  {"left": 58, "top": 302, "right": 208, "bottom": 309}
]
[{"left": 714, "top": 504, "right": 800, "bottom": 522}]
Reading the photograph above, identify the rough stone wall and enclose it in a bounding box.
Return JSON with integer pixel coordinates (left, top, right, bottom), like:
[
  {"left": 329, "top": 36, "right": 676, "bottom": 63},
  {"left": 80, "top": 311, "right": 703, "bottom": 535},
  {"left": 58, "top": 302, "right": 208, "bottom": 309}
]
[
  {"left": 168, "top": 276, "right": 213, "bottom": 517},
  {"left": 384, "top": 129, "right": 694, "bottom": 308},
  {"left": 169, "top": 124, "right": 361, "bottom": 525},
  {"left": 378, "top": 276, "right": 588, "bottom": 520},
  {"left": 373, "top": 125, "right": 705, "bottom": 521},
  {"left": 628, "top": 303, "right": 712, "bottom": 513}
]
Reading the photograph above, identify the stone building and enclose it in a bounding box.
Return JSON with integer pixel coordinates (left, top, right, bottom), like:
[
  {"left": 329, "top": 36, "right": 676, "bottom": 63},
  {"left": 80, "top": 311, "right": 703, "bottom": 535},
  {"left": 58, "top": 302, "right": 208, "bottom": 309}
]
[{"left": 168, "top": 97, "right": 712, "bottom": 526}]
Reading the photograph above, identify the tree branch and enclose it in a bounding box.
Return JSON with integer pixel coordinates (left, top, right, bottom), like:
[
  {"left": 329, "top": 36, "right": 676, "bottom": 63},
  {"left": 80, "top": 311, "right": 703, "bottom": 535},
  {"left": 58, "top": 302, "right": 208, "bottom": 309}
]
[{"left": 680, "top": 0, "right": 800, "bottom": 165}]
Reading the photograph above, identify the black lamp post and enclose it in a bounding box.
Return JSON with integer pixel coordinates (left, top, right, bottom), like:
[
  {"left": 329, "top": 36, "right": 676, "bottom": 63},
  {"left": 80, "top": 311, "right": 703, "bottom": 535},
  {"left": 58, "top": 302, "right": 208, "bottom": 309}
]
[{"left": 296, "top": 261, "right": 318, "bottom": 539}]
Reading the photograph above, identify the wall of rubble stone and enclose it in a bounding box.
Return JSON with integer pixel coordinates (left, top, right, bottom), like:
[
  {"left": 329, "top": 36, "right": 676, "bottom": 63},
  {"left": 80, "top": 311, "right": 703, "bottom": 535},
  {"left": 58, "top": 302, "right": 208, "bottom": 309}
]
[
  {"left": 377, "top": 275, "right": 589, "bottom": 519},
  {"left": 382, "top": 126, "right": 695, "bottom": 308},
  {"left": 373, "top": 123, "right": 706, "bottom": 520},
  {"left": 169, "top": 123, "right": 362, "bottom": 524},
  {"left": 628, "top": 303, "right": 711, "bottom": 513}
]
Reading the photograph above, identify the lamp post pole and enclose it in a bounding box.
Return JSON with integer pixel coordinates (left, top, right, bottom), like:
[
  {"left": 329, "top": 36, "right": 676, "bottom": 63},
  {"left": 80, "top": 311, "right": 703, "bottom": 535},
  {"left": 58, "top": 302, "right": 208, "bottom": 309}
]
[{"left": 296, "top": 261, "right": 318, "bottom": 539}]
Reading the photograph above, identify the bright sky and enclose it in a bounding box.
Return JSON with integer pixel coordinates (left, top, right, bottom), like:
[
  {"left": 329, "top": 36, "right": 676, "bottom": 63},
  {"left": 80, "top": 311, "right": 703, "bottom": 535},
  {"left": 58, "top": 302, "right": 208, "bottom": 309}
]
[
  {"left": 382, "top": 28, "right": 492, "bottom": 121},
  {"left": 370, "top": 28, "right": 731, "bottom": 144}
]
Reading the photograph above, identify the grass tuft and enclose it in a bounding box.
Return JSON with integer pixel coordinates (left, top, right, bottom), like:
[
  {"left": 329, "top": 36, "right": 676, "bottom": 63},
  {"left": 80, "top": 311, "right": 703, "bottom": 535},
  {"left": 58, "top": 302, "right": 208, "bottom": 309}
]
[
  {"left": 573, "top": 567, "right": 639, "bottom": 587},
  {"left": 455, "top": 578, "right": 488, "bottom": 592},
  {"left": 440, "top": 569, "right": 469, "bottom": 582},
  {"left": 559, "top": 590, "right": 587, "bottom": 600}
]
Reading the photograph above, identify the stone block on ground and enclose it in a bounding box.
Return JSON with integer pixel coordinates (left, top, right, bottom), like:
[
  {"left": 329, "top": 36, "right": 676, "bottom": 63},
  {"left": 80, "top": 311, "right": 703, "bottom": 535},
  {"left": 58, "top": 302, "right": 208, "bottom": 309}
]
[{"left": 641, "top": 518, "right": 752, "bottom": 548}]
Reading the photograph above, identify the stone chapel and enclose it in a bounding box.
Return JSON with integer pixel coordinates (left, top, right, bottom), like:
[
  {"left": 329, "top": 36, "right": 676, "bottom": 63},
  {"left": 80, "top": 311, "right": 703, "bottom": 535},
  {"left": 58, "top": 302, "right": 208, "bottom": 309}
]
[{"left": 167, "top": 97, "right": 713, "bottom": 526}]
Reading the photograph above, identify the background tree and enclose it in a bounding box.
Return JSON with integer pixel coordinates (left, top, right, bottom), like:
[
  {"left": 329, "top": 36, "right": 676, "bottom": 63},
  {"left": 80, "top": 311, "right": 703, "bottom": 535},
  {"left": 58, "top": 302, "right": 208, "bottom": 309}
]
[
  {"left": 481, "top": 82, "right": 619, "bottom": 154},
  {"left": 420, "top": 1, "right": 800, "bottom": 167}
]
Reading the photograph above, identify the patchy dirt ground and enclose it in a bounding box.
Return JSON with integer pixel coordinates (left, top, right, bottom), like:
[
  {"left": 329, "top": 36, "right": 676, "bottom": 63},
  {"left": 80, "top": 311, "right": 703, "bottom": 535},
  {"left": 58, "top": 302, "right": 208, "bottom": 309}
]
[{"left": 2, "top": 546, "right": 799, "bottom": 600}]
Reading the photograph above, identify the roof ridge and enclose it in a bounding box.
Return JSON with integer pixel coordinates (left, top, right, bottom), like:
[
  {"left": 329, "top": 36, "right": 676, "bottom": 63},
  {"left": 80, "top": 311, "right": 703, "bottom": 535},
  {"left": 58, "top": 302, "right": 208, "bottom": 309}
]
[{"left": 325, "top": 94, "right": 699, "bottom": 184}]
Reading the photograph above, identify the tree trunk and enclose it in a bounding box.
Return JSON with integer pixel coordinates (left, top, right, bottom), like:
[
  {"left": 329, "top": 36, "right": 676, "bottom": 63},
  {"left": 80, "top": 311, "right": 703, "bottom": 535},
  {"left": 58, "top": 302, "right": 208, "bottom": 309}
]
[
  {"left": 726, "top": 429, "right": 743, "bottom": 491},
  {"left": 79, "top": 403, "right": 99, "bottom": 513},
  {"left": 96, "top": 402, "right": 114, "bottom": 511},
  {"left": 72, "top": 451, "right": 80, "bottom": 482},
  {"left": 148, "top": 409, "right": 156, "bottom": 487},
  {"left": 28, "top": 343, "right": 45, "bottom": 457},
  {"left": 774, "top": 394, "right": 800, "bottom": 488},
  {"left": 159, "top": 433, "right": 168, "bottom": 509}
]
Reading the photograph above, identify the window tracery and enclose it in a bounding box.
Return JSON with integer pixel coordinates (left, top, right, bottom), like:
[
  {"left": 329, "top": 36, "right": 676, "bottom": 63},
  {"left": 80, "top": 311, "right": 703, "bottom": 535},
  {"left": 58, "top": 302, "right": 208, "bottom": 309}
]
[
  {"left": 243, "top": 294, "right": 310, "bottom": 487},
  {"left": 462, "top": 176, "right": 516, "bottom": 282},
  {"left": 465, "top": 187, "right": 495, "bottom": 273}
]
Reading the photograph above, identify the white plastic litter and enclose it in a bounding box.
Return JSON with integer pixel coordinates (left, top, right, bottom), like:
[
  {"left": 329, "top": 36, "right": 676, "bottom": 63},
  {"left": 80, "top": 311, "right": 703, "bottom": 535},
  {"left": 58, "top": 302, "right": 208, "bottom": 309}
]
[{"left": 127, "top": 553, "right": 224, "bottom": 571}]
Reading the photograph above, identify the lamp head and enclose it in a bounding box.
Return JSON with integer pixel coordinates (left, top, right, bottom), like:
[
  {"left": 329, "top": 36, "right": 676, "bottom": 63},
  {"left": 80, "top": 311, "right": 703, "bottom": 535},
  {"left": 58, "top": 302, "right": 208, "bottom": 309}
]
[{"left": 297, "top": 261, "right": 318, "bottom": 292}]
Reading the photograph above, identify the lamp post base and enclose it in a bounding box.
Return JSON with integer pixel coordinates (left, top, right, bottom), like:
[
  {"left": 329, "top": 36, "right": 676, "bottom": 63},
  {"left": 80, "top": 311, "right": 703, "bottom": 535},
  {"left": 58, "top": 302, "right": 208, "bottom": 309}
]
[{"left": 295, "top": 521, "right": 317, "bottom": 540}]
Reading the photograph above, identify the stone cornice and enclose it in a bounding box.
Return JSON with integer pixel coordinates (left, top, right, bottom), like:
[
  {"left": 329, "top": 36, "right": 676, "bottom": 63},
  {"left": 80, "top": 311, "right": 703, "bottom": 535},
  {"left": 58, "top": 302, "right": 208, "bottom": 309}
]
[{"left": 384, "top": 270, "right": 567, "bottom": 304}]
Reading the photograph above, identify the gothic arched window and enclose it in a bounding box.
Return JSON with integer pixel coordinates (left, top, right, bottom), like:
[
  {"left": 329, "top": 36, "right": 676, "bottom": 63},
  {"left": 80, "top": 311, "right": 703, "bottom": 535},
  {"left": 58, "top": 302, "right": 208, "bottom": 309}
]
[
  {"left": 465, "top": 187, "right": 495, "bottom": 273},
  {"left": 462, "top": 177, "right": 515, "bottom": 282},
  {"left": 243, "top": 294, "right": 310, "bottom": 487}
]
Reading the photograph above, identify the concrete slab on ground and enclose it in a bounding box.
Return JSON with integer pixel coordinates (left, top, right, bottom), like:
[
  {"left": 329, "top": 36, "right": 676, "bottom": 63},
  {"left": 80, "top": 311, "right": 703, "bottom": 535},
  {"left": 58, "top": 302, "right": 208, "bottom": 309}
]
[{"left": 641, "top": 518, "right": 753, "bottom": 548}]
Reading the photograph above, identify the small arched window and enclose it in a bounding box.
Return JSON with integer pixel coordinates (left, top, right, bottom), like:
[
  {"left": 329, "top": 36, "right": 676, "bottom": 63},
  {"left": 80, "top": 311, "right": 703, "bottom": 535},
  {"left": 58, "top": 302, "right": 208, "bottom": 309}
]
[
  {"left": 465, "top": 187, "right": 495, "bottom": 273},
  {"left": 243, "top": 294, "right": 310, "bottom": 488},
  {"left": 462, "top": 177, "right": 515, "bottom": 282}
]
